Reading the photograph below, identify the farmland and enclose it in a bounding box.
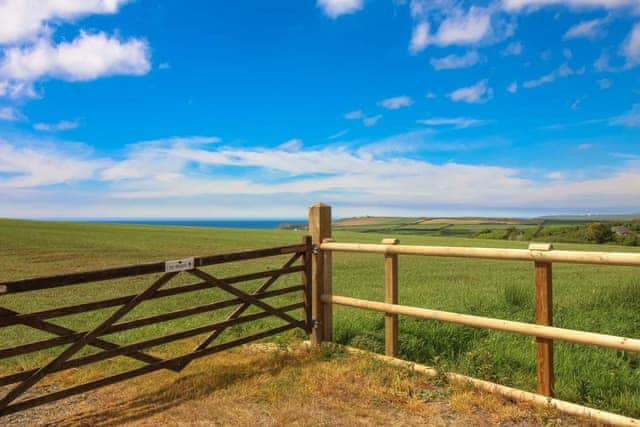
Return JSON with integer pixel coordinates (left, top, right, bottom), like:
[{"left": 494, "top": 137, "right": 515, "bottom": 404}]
[{"left": 1, "top": 219, "right": 640, "bottom": 418}]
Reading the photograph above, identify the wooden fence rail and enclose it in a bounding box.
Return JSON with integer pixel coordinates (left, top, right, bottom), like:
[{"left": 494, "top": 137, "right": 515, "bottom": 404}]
[
  {"left": 0, "top": 239, "right": 312, "bottom": 417},
  {"left": 309, "top": 204, "right": 640, "bottom": 426}
]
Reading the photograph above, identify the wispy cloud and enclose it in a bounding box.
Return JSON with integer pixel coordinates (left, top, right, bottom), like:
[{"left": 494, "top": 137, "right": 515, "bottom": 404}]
[
  {"left": 501, "top": 41, "right": 522, "bottom": 56},
  {"left": 430, "top": 50, "right": 481, "bottom": 70},
  {"left": 0, "top": 106, "right": 23, "bottom": 121},
  {"left": 507, "top": 81, "right": 518, "bottom": 93},
  {"left": 502, "top": 0, "right": 638, "bottom": 12},
  {"left": 563, "top": 18, "right": 607, "bottom": 40},
  {"left": 417, "top": 117, "right": 488, "bottom": 129},
  {"left": 344, "top": 110, "right": 364, "bottom": 120},
  {"left": 449, "top": 79, "right": 493, "bottom": 103},
  {"left": 317, "top": 0, "right": 363, "bottom": 18},
  {"left": 33, "top": 120, "right": 79, "bottom": 131},
  {"left": 378, "top": 95, "right": 413, "bottom": 110},
  {"left": 597, "top": 78, "right": 612, "bottom": 89},
  {"left": 522, "top": 63, "right": 582, "bottom": 88},
  {"left": 622, "top": 23, "right": 640, "bottom": 66},
  {"left": 363, "top": 114, "right": 382, "bottom": 127},
  {"left": 610, "top": 103, "right": 640, "bottom": 127},
  {"left": 277, "top": 138, "right": 303, "bottom": 152},
  {"left": 4, "top": 135, "right": 640, "bottom": 216},
  {"left": 328, "top": 129, "right": 349, "bottom": 140}
]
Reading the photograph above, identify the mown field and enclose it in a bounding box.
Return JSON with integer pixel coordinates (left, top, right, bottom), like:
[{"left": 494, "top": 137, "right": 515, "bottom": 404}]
[{"left": 1, "top": 219, "right": 639, "bottom": 418}]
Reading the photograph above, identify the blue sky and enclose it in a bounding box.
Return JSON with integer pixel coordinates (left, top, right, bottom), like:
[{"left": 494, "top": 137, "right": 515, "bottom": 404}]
[{"left": 0, "top": 0, "right": 639, "bottom": 219}]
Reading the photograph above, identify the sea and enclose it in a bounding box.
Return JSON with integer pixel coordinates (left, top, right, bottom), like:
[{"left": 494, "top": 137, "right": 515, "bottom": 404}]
[{"left": 89, "top": 219, "right": 304, "bottom": 229}]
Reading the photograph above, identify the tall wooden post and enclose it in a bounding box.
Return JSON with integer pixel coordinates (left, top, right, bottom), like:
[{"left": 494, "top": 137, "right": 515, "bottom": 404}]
[
  {"left": 383, "top": 238, "right": 399, "bottom": 357},
  {"left": 531, "top": 243, "right": 554, "bottom": 397},
  {"left": 309, "top": 203, "right": 332, "bottom": 346}
]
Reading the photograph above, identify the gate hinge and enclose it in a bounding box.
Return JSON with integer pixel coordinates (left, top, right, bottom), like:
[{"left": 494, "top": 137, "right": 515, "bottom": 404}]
[
  {"left": 312, "top": 319, "right": 321, "bottom": 329},
  {"left": 312, "top": 244, "right": 320, "bottom": 255}
]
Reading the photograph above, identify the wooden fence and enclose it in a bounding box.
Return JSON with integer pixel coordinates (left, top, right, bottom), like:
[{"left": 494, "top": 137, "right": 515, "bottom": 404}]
[
  {"left": 0, "top": 238, "right": 312, "bottom": 416},
  {"left": 308, "top": 203, "right": 640, "bottom": 426}
]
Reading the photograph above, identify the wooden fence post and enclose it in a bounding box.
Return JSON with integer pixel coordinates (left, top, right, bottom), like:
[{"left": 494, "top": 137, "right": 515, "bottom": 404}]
[
  {"left": 309, "top": 203, "right": 332, "bottom": 346},
  {"left": 302, "top": 235, "right": 313, "bottom": 334},
  {"left": 383, "top": 238, "right": 399, "bottom": 357},
  {"left": 530, "top": 243, "right": 554, "bottom": 397}
]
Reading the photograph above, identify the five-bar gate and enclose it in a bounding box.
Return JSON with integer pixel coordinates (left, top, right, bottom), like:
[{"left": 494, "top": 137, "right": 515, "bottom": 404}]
[{"left": 0, "top": 237, "right": 312, "bottom": 416}]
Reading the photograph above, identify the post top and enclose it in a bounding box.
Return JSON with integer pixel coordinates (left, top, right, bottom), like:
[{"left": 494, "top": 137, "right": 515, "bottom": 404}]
[
  {"left": 381, "top": 238, "right": 400, "bottom": 245},
  {"left": 309, "top": 202, "right": 331, "bottom": 208},
  {"left": 529, "top": 243, "right": 554, "bottom": 251}
]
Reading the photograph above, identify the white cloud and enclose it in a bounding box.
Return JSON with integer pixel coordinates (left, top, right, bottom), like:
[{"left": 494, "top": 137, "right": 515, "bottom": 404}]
[
  {"left": 577, "top": 143, "right": 593, "bottom": 150},
  {"left": 417, "top": 117, "right": 487, "bottom": 129},
  {"left": 563, "top": 48, "right": 573, "bottom": 59},
  {"left": 410, "top": 7, "right": 495, "bottom": 51},
  {"left": 4, "top": 135, "right": 640, "bottom": 215},
  {"left": 622, "top": 23, "right": 640, "bottom": 65},
  {"left": 430, "top": 50, "right": 481, "bottom": 70},
  {"left": 610, "top": 103, "right": 640, "bottom": 127},
  {"left": 507, "top": 81, "right": 518, "bottom": 93},
  {"left": 33, "top": 120, "right": 79, "bottom": 131},
  {"left": 317, "top": 0, "right": 364, "bottom": 18},
  {"left": 501, "top": 41, "right": 523, "bottom": 56},
  {"left": 503, "top": 0, "right": 638, "bottom": 12},
  {"left": 379, "top": 95, "right": 413, "bottom": 110},
  {"left": 0, "top": 106, "right": 23, "bottom": 121},
  {"left": 563, "top": 18, "right": 607, "bottom": 40},
  {"left": 449, "top": 79, "right": 493, "bottom": 103},
  {"left": 597, "top": 78, "right": 612, "bottom": 89},
  {"left": 0, "top": 139, "right": 106, "bottom": 188},
  {"left": 278, "top": 138, "right": 303, "bottom": 152},
  {"left": 344, "top": 110, "right": 364, "bottom": 120},
  {"left": 0, "top": 0, "right": 130, "bottom": 45},
  {"left": 363, "top": 114, "right": 382, "bottom": 127},
  {"left": 0, "top": 32, "right": 150, "bottom": 83},
  {"left": 409, "top": 22, "right": 430, "bottom": 53},
  {"left": 522, "top": 63, "right": 581, "bottom": 88}
]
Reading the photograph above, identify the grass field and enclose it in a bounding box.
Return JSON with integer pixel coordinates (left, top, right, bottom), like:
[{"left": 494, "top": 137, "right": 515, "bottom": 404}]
[{"left": 1, "top": 219, "right": 639, "bottom": 418}]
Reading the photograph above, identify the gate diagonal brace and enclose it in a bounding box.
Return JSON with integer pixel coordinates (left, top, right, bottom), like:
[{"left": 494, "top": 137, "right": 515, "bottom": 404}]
[
  {"left": 0, "top": 272, "right": 178, "bottom": 411},
  {"left": 172, "top": 253, "right": 303, "bottom": 372}
]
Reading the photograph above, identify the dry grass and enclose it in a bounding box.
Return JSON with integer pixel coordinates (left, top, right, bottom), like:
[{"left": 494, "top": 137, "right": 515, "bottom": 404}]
[
  {"left": 333, "top": 217, "right": 405, "bottom": 227},
  {"left": 2, "top": 343, "right": 584, "bottom": 426}
]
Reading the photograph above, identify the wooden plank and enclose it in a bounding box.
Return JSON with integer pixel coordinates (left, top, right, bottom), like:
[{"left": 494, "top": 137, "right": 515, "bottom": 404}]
[
  {"left": 309, "top": 203, "right": 332, "bottom": 346},
  {"left": 383, "top": 238, "right": 399, "bottom": 357},
  {"left": 0, "top": 303, "right": 304, "bottom": 387},
  {"left": 0, "top": 266, "right": 303, "bottom": 327},
  {"left": 319, "top": 242, "right": 640, "bottom": 267},
  {"left": 324, "top": 294, "right": 640, "bottom": 353},
  {"left": 0, "top": 285, "right": 304, "bottom": 360},
  {"left": 0, "top": 244, "right": 306, "bottom": 294},
  {"left": 0, "top": 323, "right": 298, "bottom": 417},
  {"left": 535, "top": 260, "right": 554, "bottom": 397}
]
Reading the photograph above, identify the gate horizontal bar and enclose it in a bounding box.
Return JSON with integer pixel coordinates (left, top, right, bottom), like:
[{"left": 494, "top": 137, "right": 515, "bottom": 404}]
[
  {"left": 0, "top": 302, "right": 303, "bottom": 387},
  {"left": 0, "top": 323, "right": 298, "bottom": 416},
  {"left": 324, "top": 294, "right": 640, "bottom": 353},
  {"left": 0, "top": 285, "right": 304, "bottom": 360},
  {"left": 0, "top": 244, "right": 306, "bottom": 294}
]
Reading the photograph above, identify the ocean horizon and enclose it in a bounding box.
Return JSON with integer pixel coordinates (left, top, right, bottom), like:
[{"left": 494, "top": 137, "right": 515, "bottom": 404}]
[{"left": 85, "top": 219, "right": 306, "bottom": 230}]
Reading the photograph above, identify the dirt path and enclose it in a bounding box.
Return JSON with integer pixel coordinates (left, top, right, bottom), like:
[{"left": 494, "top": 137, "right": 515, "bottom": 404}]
[{"left": 1, "top": 344, "right": 586, "bottom": 426}]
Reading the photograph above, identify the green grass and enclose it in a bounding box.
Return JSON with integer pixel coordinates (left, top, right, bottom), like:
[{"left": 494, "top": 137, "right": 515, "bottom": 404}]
[{"left": 1, "top": 219, "right": 640, "bottom": 417}]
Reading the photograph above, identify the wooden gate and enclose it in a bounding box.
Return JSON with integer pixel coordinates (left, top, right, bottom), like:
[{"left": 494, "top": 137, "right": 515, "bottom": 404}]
[{"left": 0, "top": 237, "right": 312, "bottom": 416}]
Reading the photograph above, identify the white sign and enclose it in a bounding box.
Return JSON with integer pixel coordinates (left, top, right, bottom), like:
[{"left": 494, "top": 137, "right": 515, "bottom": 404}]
[{"left": 165, "top": 257, "right": 195, "bottom": 273}]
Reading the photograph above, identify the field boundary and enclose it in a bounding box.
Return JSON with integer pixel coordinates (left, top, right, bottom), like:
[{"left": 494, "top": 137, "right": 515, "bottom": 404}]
[{"left": 308, "top": 203, "right": 640, "bottom": 426}]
